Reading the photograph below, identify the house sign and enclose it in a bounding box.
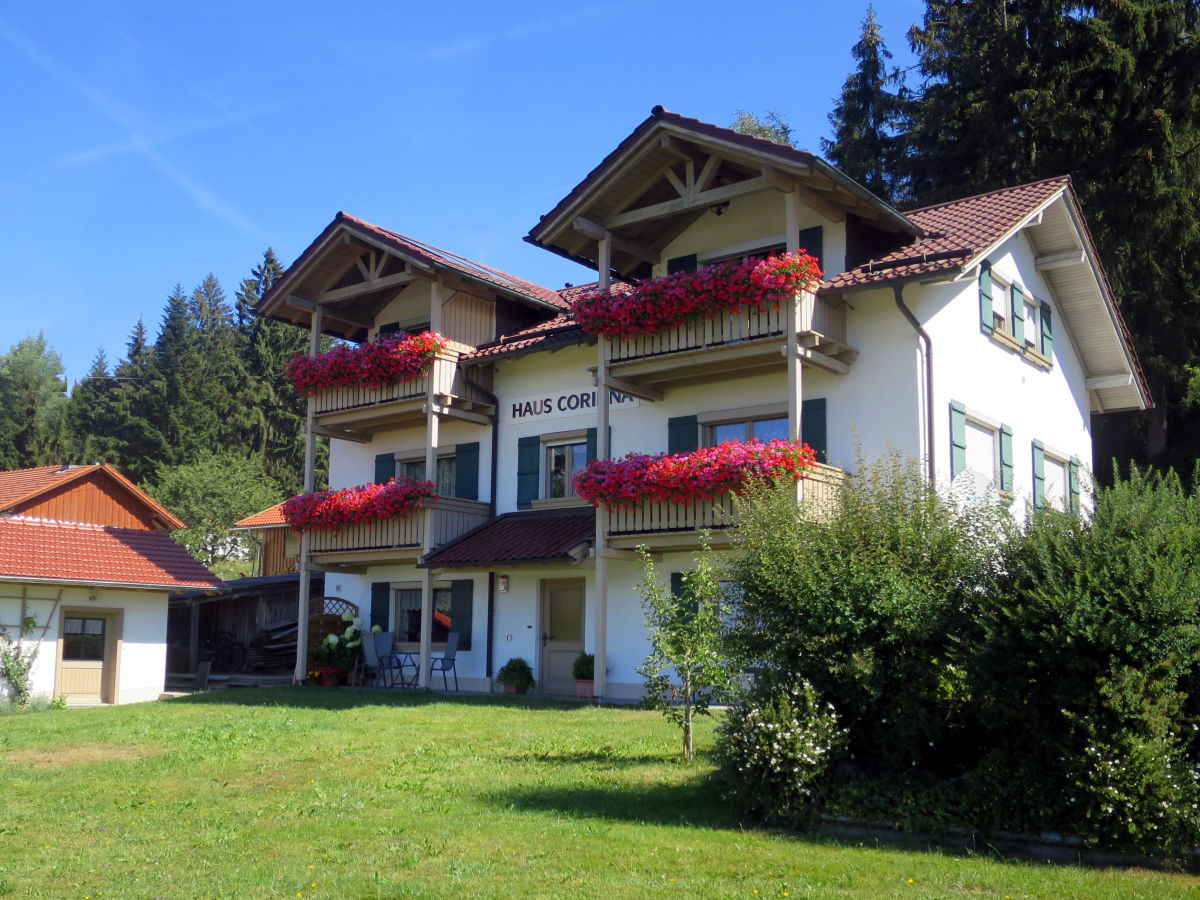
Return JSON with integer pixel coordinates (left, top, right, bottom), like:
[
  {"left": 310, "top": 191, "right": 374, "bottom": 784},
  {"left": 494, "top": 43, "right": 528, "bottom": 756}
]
[{"left": 503, "top": 389, "right": 640, "bottom": 423}]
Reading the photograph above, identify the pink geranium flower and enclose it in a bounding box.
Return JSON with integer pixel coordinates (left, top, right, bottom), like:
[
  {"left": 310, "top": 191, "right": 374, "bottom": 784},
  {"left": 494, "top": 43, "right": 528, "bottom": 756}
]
[{"left": 285, "top": 331, "right": 449, "bottom": 395}]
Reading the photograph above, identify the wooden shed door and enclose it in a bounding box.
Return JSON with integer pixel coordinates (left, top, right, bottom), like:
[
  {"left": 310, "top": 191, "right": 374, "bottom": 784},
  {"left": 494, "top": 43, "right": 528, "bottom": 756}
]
[
  {"left": 57, "top": 613, "right": 117, "bottom": 704},
  {"left": 539, "top": 579, "right": 585, "bottom": 696}
]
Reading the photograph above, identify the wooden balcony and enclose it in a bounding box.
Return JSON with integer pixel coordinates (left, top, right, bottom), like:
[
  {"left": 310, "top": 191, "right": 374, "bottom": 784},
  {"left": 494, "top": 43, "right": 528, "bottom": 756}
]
[
  {"left": 313, "top": 353, "right": 496, "bottom": 435},
  {"left": 606, "top": 463, "right": 845, "bottom": 549},
  {"left": 604, "top": 294, "right": 853, "bottom": 389},
  {"left": 309, "top": 498, "right": 491, "bottom": 566}
]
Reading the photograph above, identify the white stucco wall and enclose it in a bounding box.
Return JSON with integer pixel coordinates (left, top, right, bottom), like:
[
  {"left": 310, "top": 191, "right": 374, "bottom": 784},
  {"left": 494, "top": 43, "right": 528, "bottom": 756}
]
[
  {"left": 919, "top": 231, "right": 1092, "bottom": 509},
  {"left": 0, "top": 583, "right": 167, "bottom": 705}
]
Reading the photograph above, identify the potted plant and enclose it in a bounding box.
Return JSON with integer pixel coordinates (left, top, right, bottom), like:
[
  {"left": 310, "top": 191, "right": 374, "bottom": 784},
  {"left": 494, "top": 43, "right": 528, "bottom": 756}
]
[
  {"left": 309, "top": 664, "right": 343, "bottom": 687},
  {"left": 496, "top": 657, "right": 535, "bottom": 695},
  {"left": 572, "top": 652, "right": 595, "bottom": 699}
]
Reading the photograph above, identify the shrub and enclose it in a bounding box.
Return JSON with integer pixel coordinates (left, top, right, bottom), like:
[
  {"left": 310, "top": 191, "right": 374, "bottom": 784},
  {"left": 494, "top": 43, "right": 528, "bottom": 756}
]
[{"left": 715, "top": 678, "right": 845, "bottom": 826}]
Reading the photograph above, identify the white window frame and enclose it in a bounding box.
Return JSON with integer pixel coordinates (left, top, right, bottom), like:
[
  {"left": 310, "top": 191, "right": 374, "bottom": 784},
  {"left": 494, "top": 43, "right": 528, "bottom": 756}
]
[
  {"left": 956, "top": 405, "right": 1002, "bottom": 488},
  {"left": 541, "top": 430, "right": 588, "bottom": 500},
  {"left": 391, "top": 580, "right": 456, "bottom": 650},
  {"left": 700, "top": 402, "right": 789, "bottom": 446},
  {"left": 393, "top": 450, "right": 456, "bottom": 496},
  {"left": 1041, "top": 443, "right": 1072, "bottom": 510}
]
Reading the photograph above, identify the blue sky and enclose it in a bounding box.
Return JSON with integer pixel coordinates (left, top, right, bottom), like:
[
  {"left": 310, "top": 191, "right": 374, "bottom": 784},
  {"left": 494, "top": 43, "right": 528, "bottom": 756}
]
[{"left": 0, "top": 1, "right": 922, "bottom": 382}]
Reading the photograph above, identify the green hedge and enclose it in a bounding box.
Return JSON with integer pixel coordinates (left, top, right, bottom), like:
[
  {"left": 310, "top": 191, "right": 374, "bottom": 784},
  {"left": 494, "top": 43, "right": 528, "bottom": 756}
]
[{"left": 718, "top": 459, "right": 1200, "bottom": 855}]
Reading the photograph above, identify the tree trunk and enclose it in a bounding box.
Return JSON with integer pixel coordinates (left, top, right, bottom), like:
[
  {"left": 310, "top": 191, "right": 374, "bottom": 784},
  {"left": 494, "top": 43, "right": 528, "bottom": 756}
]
[{"left": 683, "top": 675, "right": 694, "bottom": 763}]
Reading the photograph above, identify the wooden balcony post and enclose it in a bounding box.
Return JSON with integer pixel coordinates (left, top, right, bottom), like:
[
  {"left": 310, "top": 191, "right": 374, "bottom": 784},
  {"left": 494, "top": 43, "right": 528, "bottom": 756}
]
[
  {"left": 295, "top": 305, "right": 321, "bottom": 684},
  {"left": 419, "top": 285, "right": 443, "bottom": 687},
  {"left": 785, "top": 191, "right": 805, "bottom": 501},
  {"left": 594, "top": 235, "right": 611, "bottom": 701}
]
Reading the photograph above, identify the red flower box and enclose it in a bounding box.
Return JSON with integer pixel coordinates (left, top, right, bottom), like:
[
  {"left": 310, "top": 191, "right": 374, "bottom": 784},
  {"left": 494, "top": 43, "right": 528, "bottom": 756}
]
[
  {"left": 285, "top": 331, "right": 449, "bottom": 395},
  {"left": 573, "top": 439, "right": 817, "bottom": 512},
  {"left": 282, "top": 479, "right": 438, "bottom": 531},
  {"left": 570, "top": 252, "right": 822, "bottom": 340}
]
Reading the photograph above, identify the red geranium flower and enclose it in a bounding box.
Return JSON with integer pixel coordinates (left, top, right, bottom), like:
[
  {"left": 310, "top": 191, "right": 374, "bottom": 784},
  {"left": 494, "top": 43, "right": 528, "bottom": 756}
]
[{"left": 285, "top": 331, "right": 449, "bottom": 395}]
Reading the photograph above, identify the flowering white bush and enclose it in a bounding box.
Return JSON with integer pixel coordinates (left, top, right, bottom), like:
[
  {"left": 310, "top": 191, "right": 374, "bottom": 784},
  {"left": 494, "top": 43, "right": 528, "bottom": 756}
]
[{"left": 715, "top": 679, "right": 847, "bottom": 825}]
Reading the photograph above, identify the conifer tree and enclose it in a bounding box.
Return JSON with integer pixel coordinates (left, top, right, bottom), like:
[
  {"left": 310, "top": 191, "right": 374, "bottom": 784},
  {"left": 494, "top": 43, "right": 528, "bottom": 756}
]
[
  {"left": 0, "top": 334, "right": 69, "bottom": 468},
  {"left": 822, "top": 6, "right": 906, "bottom": 204}
]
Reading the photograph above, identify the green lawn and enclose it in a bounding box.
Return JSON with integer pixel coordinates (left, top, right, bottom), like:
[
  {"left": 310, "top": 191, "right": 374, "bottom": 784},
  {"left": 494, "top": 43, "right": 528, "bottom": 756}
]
[{"left": 0, "top": 689, "right": 1195, "bottom": 899}]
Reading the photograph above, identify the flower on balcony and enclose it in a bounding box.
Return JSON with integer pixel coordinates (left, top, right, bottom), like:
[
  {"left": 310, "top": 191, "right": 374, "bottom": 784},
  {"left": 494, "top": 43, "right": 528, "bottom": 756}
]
[
  {"left": 285, "top": 331, "right": 449, "bottom": 395},
  {"left": 573, "top": 439, "right": 817, "bottom": 511},
  {"left": 570, "top": 252, "right": 823, "bottom": 340},
  {"left": 281, "top": 478, "right": 438, "bottom": 531}
]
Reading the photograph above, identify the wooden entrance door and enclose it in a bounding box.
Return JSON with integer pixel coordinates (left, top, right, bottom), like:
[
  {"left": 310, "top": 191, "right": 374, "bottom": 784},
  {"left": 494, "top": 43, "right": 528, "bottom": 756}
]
[
  {"left": 539, "top": 579, "right": 585, "bottom": 696},
  {"left": 57, "top": 612, "right": 117, "bottom": 704}
]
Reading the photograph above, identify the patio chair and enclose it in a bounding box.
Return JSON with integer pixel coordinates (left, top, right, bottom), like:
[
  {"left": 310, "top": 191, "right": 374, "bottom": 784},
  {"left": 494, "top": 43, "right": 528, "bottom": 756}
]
[
  {"left": 362, "top": 631, "right": 403, "bottom": 688},
  {"left": 428, "top": 631, "right": 460, "bottom": 692}
]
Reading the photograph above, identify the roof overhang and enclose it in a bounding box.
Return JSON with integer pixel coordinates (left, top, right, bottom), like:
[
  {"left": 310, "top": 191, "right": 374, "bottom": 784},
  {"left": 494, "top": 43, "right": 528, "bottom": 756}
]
[
  {"left": 0, "top": 464, "right": 184, "bottom": 530},
  {"left": 526, "top": 106, "right": 922, "bottom": 280},
  {"left": 0, "top": 574, "right": 221, "bottom": 593},
  {"left": 257, "top": 214, "right": 563, "bottom": 343},
  {"left": 951, "top": 186, "right": 1151, "bottom": 413}
]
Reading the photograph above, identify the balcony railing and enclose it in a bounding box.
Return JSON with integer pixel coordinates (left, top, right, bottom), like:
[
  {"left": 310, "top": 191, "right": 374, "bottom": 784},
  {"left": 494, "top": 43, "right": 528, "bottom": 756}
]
[
  {"left": 312, "top": 353, "right": 494, "bottom": 418},
  {"left": 607, "top": 462, "right": 845, "bottom": 539},
  {"left": 308, "top": 498, "right": 490, "bottom": 555},
  {"left": 607, "top": 295, "right": 846, "bottom": 365}
]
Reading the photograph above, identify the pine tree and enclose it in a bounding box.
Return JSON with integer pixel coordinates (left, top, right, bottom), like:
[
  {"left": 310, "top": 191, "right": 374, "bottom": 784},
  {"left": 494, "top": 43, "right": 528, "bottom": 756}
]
[
  {"left": 822, "top": 6, "right": 907, "bottom": 204},
  {"left": 0, "top": 334, "right": 70, "bottom": 468},
  {"left": 65, "top": 350, "right": 124, "bottom": 466}
]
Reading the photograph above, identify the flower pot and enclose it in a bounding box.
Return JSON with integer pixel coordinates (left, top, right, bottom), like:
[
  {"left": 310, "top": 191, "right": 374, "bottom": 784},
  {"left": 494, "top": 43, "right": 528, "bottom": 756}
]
[
  {"left": 318, "top": 675, "right": 339, "bottom": 687},
  {"left": 502, "top": 683, "right": 516, "bottom": 695},
  {"left": 575, "top": 679, "right": 595, "bottom": 699}
]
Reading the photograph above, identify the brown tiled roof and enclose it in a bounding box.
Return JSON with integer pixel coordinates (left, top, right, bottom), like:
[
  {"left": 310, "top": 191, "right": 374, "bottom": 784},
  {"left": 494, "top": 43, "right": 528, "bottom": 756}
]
[
  {"left": 233, "top": 502, "right": 289, "bottom": 529},
  {"left": 0, "top": 517, "right": 223, "bottom": 589},
  {"left": 422, "top": 508, "right": 595, "bottom": 568},
  {"left": 827, "top": 177, "right": 1071, "bottom": 291},
  {"left": 0, "top": 464, "right": 184, "bottom": 530},
  {"left": 466, "top": 314, "right": 589, "bottom": 361}
]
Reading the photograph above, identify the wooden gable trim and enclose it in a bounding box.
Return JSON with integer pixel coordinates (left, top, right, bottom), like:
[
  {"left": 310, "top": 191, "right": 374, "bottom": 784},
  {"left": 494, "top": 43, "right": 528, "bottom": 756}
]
[{"left": 2, "top": 465, "right": 184, "bottom": 531}]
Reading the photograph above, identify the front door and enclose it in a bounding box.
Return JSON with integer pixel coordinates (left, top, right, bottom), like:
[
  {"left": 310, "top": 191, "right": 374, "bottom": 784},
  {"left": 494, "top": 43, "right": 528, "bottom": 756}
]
[
  {"left": 57, "top": 612, "right": 118, "bottom": 705},
  {"left": 539, "top": 579, "right": 585, "bottom": 696}
]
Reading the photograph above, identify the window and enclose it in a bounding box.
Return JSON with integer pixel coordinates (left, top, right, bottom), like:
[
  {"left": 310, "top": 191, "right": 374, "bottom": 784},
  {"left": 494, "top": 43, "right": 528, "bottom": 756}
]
[
  {"left": 950, "top": 402, "right": 1013, "bottom": 494},
  {"left": 393, "top": 581, "right": 473, "bottom": 649},
  {"left": 991, "top": 274, "right": 1012, "bottom": 335},
  {"left": 706, "top": 415, "right": 788, "bottom": 445},
  {"left": 964, "top": 420, "right": 998, "bottom": 483},
  {"left": 1023, "top": 298, "right": 1039, "bottom": 350},
  {"left": 546, "top": 440, "right": 588, "bottom": 498},
  {"left": 397, "top": 456, "right": 456, "bottom": 495},
  {"left": 1043, "top": 454, "right": 1068, "bottom": 508},
  {"left": 377, "top": 320, "right": 430, "bottom": 338},
  {"left": 63, "top": 616, "right": 105, "bottom": 661}
]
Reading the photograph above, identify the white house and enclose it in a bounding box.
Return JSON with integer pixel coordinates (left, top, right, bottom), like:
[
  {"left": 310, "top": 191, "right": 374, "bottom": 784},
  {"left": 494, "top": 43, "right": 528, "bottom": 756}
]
[
  {"left": 0, "top": 464, "right": 223, "bottom": 705},
  {"left": 256, "top": 107, "right": 1149, "bottom": 700}
]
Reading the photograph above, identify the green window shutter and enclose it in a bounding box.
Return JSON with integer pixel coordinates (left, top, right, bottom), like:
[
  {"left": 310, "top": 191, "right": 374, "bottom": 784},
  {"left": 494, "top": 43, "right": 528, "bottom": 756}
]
[
  {"left": 1068, "top": 457, "right": 1081, "bottom": 512},
  {"left": 950, "top": 402, "right": 967, "bottom": 477},
  {"left": 586, "top": 427, "right": 597, "bottom": 463},
  {"left": 370, "top": 582, "right": 391, "bottom": 632},
  {"left": 999, "top": 424, "right": 1014, "bottom": 494},
  {"left": 979, "top": 264, "right": 994, "bottom": 336},
  {"left": 797, "top": 226, "right": 824, "bottom": 271},
  {"left": 667, "top": 254, "right": 697, "bottom": 275},
  {"left": 374, "top": 453, "right": 395, "bottom": 484},
  {"left": 1011, "top": 283, "right": 1025, "bottom": 346},
  {"left": 667, "top": 415, "right": 699, "bottom": 454},
  {"left": 450, "top": 580, "right": 473, "bottom": 651},
  {"left": 801, "top": 398, "right": 827, "bottom": 463},
  {"left": 1032, "top": 441, "right": 1046, "bottom": 509},
  {"left": 669, "top": 572, "right": 697, "bottom": 622},
  {"left": 516, "top": 435, "right": 541, "bottom": 510},
  {"left": 454, "top": 442, "right": 479, "bottom": 500},
  {"left": 1040, "top": 304, "right": 1054, "bottom": 360}
]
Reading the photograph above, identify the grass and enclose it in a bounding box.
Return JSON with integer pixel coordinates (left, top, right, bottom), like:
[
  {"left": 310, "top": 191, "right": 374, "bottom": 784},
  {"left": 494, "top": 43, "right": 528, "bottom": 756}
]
[{"left": 0, "top": 689, "right": 1196, "bottom": 899}]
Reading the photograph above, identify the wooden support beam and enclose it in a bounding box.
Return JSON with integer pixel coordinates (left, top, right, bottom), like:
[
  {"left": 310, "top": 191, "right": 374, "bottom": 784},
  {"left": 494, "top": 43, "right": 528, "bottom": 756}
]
[
  {"left": 605, "top": 176, "right": 772, "bottom": 229},
  {"left": 663, "top": 167, "right": 687, "bottom": 198},
  {"left": 794, "top": 184, "right": 846, "bottom": 224},
  {"left": 762, "top": 166, "right": 796, "bottom": 193},
  {"left": 426, "top": 402, "right": 493, "bottom": 425},
  {"left": 319, "top": 271, "right": 419, "bottom": 303},
  {"left": 594, "top": 372, "right": 663, "bottom": 402},
  {"left": 695, "top": 154, "right": 721, "bottom": 192},
  {"left": 795, "top": 344, "right": 851, "bottom": 375},
  {"left": 658, "top": 134, "right": 695, "bottom": 162},
  {"left": 572, "top": 217, "right": 661, "bottom": 264},
  {"left": 1035, "top": 250, "right": 1087, "bottom": 271},
  {"left": 284, "top": 294, "right": 374, "bottom": 329},
  {"left": 311, "top": 563, "right": 368, "bottom": 575},
  {"left": 313, "top": 425, "right": 372, "bottom": 443},
  {"left": 1086, "top": 373, "right": 1133, "bottom": 390}
]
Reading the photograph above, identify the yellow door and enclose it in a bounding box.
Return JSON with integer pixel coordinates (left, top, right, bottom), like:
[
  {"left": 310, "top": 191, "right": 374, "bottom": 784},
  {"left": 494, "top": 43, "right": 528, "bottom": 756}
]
[
  {"left": 540, "top": 579, "right": 585, "bottom": 696},
  {"left": 58, "top": 615, "right": 111, "bottom": 704}
]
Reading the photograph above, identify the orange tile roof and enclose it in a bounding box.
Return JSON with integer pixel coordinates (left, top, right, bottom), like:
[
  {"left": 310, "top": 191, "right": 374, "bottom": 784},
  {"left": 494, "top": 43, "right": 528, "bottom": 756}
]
[
  {"left": 422, "top": 508, "right": 595, "bottom": 568},
  {"left": 234, "top": 502, "right": 290, "bottom": 528},
  {"left": 0, "top": 517, "right": 223, "bottom": 589},
  {"left": 0, "top": 465, "right": 90, "bottom": 508}
]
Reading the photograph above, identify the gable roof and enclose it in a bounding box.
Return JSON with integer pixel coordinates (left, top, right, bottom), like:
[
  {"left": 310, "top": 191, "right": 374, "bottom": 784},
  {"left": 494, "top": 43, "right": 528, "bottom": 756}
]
[
  {"left": 233, "top": 502, "right": 290, "bottom": 529},
  {"left": 526, "top": 105, "right": 921, "bottom": 278},
  {"left": 421, "top": 507, "right": 595, "bottom": 568},
  {"left": 0, "top": 517, "right": 223, "bottom": 590},
  {"left": 257, "top": 212, "right": 565, "bottom": 342},
  {"left": 0, "top": 464, "right": 184, "bottom": 530}
]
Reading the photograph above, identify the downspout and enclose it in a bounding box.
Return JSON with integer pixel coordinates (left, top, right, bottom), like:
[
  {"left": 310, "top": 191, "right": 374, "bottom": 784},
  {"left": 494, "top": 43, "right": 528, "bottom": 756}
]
[{"left": 893, "top": 284, "right": 936, "bottom": 482}]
